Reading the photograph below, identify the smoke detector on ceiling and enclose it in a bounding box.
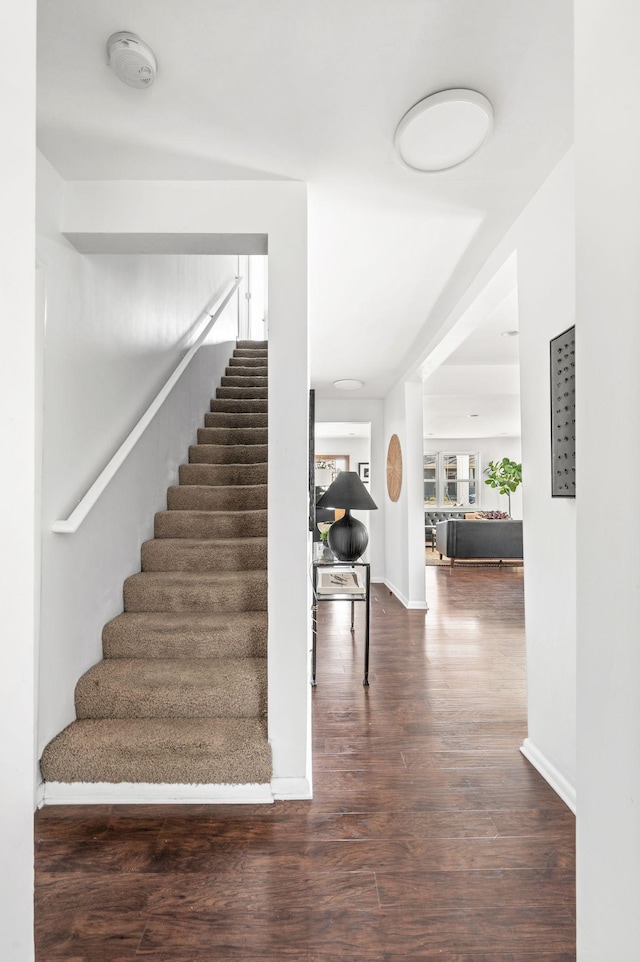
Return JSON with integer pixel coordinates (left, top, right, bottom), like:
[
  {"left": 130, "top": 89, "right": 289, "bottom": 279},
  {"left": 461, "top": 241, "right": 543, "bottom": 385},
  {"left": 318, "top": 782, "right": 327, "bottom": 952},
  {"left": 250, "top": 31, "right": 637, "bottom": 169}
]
[{"left": 107, "top": 31, "right": 157, "bottom": 89}]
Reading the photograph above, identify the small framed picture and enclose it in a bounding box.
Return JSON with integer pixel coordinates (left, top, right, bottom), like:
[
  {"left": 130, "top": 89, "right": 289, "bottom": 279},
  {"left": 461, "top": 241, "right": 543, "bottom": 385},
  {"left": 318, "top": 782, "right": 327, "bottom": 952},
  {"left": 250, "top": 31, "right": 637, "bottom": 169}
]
[{"left": 358, "top": 462, "right": 370, "bottom": 483}]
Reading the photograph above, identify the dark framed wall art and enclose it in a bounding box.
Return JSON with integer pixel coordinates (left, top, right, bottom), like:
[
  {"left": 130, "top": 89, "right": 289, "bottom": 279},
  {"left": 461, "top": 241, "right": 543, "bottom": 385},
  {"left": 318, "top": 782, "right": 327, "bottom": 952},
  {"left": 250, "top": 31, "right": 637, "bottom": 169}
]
[{"left": 550, "top": 325, "right": 575, "bottom": 497}]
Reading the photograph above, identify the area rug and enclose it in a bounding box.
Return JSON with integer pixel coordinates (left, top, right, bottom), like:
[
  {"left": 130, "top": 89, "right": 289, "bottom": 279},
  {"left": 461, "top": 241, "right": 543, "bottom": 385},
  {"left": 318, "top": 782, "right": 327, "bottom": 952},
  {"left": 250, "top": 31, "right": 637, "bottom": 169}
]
[{"left": 425, "top": 548, "right": 523, "bottom": 568}]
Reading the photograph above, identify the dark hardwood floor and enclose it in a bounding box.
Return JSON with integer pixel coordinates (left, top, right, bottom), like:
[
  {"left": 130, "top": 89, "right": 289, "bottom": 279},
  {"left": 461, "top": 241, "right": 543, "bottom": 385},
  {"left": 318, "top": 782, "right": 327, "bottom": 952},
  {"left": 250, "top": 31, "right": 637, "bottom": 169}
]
[{"left": 35, "top": 564, "right": 576, "bottom": 961}]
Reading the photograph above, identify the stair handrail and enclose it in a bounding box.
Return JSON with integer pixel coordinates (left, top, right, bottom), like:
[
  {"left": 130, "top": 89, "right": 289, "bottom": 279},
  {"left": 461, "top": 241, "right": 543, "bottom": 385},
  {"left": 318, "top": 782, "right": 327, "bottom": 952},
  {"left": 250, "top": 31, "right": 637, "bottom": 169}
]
[{"left": 52, "top": 276, "right": 242, "bottom": 534}]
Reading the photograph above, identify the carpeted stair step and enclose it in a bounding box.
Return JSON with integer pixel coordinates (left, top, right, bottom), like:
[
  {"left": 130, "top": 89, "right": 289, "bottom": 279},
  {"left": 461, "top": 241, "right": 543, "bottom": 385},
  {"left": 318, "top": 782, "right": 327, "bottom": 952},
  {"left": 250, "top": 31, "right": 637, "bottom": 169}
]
[
  {"left": 167, "top": 484, "right": 267, "bottom": 511},
  {"left": 179, "top": 462, "right": 267, "bottom": 485},
  {"left": 225, "top": 366, "right": 268, "bottom": 378},
  {"left": 237, "top": 340, "right": 268, "bottom": 350},
  {"left": 124, "top": 570, "right": 267, "bottom": 612},
  {"left": 216, "top": 386, "right": 268, "bottom": 399},
  {"left": 197, "top": 426, "right": 268, "bottom": 445},
  {"left": 189, "top": 443, "right": 268, "bottom": 464},
  {"left": 203, "top": 412, "right": 268, "bottom": 428},
  {"left": 221, "top": 375, "right": 268, "bottom": 389},
  {"left": 154, "top": 509, "right": 266, "bottom": 539},
  {"left": 225, "top": 365, "right": 268, "bottom": 378},
  {"left": 103, "top": 611, "right": 268, "bottom": 659},
  {"left": 210, "top": 398, "right": 268, "bottom": 414},
  {"left": 141, "top": 537, "right": 267, "bottom": 572},
  {"left": 228, "top": 356, "right": 268, "bottom": 367},
  {"left": 40, "top": 717, "right": 271, "bottom": 784},
  {"left": 74, "top": 657, "right": 267, "bottom": 720},
  {"left": 233, "top": 351, "right": 268, "bottom": 362}
]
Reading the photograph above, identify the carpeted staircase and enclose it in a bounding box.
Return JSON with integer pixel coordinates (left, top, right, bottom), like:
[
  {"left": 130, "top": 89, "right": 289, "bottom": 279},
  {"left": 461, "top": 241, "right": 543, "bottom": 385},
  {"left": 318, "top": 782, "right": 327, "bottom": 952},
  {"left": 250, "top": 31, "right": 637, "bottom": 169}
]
[{"left": 40, "top": 341, "right": 272, "bottom": 786}]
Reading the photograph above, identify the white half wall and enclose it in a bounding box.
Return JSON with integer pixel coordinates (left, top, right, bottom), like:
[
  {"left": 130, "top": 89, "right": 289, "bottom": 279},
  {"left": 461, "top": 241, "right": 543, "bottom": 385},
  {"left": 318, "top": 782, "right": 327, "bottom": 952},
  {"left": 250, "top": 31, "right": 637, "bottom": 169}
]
[
  {"left": 383, "top": 381, "right": 426, "bottom": 608},
  {"left": 314, "top": 399, "right": 385, "bottom": 581},
  {"left": 60, "top": 177, "right": 310, "bottom": 789},
  {"left": 575, "top": 3, "right": 640, "bottom": 957},
  {"left": 0, "top": 2, "right": 36, "bottom": 959}
]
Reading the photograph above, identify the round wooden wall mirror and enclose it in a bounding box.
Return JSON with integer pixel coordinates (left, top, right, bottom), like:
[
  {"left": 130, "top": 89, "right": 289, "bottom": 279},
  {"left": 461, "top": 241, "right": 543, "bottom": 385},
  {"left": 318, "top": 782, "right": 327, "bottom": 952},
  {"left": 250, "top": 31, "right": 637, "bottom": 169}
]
[{"left": 386, "top": 434, "right": 403, "bottom": 502}]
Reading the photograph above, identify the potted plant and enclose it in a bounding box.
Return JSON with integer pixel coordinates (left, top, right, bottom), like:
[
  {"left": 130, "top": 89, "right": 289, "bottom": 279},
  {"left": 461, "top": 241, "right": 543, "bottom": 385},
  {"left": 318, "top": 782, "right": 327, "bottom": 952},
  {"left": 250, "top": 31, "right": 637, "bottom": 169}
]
[
  {"left": 317, "top": 521, "right": 334, "bottom": 559},
  {"left": 483, "top": 457, "right": 522, "bottom": 518}
]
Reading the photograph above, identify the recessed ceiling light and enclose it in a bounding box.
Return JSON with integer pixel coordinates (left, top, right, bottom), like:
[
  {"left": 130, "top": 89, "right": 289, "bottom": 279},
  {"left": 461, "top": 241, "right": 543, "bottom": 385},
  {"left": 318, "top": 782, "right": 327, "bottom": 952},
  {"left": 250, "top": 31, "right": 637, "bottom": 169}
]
[
  {"left": 394, "top": 89, "right": 493, "bottom": 172},
  {"left": 501, "top": 330, "right": 519, "bottom": 337},
  {"left": 468, "top": 414, "right": 479, "bottom": 418},
  {"left": 333, "top": 379, "right": 364, "bottom": 390}
]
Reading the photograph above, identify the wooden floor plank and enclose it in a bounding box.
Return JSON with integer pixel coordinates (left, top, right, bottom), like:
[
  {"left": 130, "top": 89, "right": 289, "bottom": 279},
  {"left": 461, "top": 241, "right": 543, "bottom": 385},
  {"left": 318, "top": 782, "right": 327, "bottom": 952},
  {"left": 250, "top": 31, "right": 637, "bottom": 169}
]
[{"left": 35, "top": 565, "right": 576, "bottom": 961}]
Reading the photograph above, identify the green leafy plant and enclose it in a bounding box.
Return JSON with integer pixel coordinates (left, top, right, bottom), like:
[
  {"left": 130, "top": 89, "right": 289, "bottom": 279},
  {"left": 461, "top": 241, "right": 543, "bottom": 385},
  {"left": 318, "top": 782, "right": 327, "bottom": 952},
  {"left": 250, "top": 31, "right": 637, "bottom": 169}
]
[
  {"left": 483, "top": 458, "right": 522, "bottom": 517},
  {"left": 317, "top": 521, "right": 332, "bottom": 543}
]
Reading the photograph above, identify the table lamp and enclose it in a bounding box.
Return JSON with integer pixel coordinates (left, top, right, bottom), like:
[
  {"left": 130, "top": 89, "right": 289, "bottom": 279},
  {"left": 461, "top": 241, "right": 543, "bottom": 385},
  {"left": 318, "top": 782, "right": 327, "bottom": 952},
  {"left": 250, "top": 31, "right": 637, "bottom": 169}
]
[{"left": 315, "top": 471, "right": 378, "bottom": 562}]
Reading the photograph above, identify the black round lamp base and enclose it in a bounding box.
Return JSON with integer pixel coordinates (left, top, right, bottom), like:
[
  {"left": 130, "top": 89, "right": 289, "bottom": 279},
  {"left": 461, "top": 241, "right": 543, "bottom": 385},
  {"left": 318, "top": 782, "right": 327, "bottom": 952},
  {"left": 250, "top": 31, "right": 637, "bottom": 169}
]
[{"left": 327, "top": 512, "right": 368, "bottom": 562}]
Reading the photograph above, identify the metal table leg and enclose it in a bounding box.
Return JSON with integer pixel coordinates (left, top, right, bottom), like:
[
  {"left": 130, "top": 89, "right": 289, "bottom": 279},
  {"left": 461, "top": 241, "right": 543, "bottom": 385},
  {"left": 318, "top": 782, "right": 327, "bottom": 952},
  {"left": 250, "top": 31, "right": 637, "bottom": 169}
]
[
  {"left": 311, "top": 567, "right": 318, "bottom": 686},
  {"left": 363, "top": 564, "right": 371, "bottom": 686}
]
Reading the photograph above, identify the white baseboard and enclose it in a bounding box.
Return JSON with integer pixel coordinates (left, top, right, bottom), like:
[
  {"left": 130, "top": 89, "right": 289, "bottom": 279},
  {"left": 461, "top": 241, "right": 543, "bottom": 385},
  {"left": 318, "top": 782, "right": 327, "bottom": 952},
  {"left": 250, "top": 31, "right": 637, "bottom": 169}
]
[
  {"left": 520, "top": 738, "right": 577, "bottom": 814},
  {"left": 271, "top": 776, "right": 312, "bottom": 800},
  {"left": 35, "top": 780, "right": 45, "bottom": 810},
  {"left": 41, "top": 781, "right": 274, "bottom": 805},
  {"left": 383, "top": 578, "right": 428, "bottom": 610}
]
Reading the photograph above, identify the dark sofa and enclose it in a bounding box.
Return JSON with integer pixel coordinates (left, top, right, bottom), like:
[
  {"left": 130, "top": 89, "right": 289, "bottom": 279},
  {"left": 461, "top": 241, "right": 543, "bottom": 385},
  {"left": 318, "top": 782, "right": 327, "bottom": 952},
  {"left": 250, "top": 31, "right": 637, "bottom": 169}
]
[
  {"left": 424, "top": 510, "right": 468, "bottom": 549},
  {"left": 435, "top": 519, "right": 523, "bottom": 566}
]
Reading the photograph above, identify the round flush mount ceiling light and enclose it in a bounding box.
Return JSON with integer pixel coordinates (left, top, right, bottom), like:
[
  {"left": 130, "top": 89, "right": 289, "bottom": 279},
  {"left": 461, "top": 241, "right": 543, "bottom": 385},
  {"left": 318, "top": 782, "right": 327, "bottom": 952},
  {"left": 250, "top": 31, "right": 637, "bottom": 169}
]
[
  {"left": 394, "top": 89, "right": 493, "bottom": 172},
  {"left": 501, "top": 329, "right": 519, "bottom": 337},
  {"left": 107, "top": 31, "right": 157, "bottom": 88},
  {"left": 334, "top": 379, "right": 364, "bottom": 390}
]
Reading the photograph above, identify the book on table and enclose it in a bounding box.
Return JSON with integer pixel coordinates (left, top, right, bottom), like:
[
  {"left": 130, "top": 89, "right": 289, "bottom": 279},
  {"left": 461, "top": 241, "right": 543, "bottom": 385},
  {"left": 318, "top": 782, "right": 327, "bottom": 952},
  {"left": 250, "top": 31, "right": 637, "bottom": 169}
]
[{"left": 316, "top": 570, "right": 365, "bottom": 595}]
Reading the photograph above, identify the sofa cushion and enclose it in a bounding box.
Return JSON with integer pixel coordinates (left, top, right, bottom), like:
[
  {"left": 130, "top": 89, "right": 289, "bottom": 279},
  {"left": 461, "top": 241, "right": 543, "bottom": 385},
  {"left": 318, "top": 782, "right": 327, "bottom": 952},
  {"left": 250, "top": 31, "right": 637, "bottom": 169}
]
[
  {"left": 425, "top": 510, "right": 467, "bottom": 526},
  {"left": 425, "top": 510, "right": 468, "bottom": 545}
]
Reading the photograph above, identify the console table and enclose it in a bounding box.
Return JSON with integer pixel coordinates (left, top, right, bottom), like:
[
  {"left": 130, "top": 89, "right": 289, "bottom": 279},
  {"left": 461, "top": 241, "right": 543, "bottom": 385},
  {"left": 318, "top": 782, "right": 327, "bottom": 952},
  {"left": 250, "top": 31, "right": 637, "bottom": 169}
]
[{"left": 311, "top": 557, "right": 371, "bottom": 686}]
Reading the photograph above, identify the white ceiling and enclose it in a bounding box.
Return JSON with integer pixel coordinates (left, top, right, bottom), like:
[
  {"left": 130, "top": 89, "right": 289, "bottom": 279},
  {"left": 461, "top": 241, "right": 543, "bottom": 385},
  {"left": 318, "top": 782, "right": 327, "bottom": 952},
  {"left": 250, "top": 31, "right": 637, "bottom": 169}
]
[
  {"left": 423, "top": 286, "right": 522, "bottom": 438},
  {"left": 36, "top": 0, "right": 572, "bottom": 400},
  {"left": 315, "top": 422, "right": 371, "bottom": 440}
]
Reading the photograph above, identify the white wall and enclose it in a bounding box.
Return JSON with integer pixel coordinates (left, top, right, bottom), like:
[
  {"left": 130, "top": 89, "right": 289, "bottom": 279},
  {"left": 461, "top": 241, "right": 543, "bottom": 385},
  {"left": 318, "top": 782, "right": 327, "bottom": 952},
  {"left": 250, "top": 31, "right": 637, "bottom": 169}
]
[
  {"left": 516, "top": 154, "right": 576, "bottom": 808},
  {"left": 37, "top": 155, "right": 239, "bottom": 757},
  {"left": 575, "top": 3, "right": 640, "bottom": 957},
  {"left": 60, "top": 178, "right": 310, "bottom": 795},
  {"left": 0, "top": 1, "right": 36, "bottom": 958},
  {"left": 314, "top": 399, "right": 385, "bottom": 581},
  {"left": 383, "top": 381, "right": 426, "bottom": 609},
  {"left": 424, "top": 437, "right": 523, "bottom": 518},
  {"left": 315, "top": 436, "right": 370, "bottom": 476},
  {"left": 39, "top": 155, "right": 239, "bottom": 522}
]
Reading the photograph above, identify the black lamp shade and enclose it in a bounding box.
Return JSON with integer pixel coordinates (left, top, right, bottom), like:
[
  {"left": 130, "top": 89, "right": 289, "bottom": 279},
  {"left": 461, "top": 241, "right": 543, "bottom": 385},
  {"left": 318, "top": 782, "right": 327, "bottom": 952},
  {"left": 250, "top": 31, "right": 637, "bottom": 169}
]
[
  {"left": 315, "top": 472, "right": 377, "bottom": 511},
  {"left": 316, "top": 472, "right": 377, "bottom": 562}
]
